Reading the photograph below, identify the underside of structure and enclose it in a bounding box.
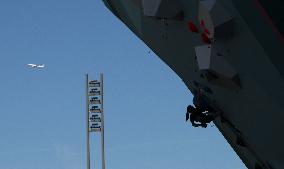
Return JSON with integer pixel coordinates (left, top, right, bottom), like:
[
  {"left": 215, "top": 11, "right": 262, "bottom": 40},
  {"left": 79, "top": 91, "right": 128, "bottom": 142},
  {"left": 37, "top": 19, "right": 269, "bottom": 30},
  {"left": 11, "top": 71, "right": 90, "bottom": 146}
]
[{"left": 102, "top": 0, "right": 284, "bottom": 169}]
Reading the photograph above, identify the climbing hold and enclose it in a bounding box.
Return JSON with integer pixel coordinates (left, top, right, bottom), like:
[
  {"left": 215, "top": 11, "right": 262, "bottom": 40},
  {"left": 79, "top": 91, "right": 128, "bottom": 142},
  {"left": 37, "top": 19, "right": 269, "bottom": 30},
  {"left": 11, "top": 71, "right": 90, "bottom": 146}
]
[
  {"left": 204, "top": 28, "right": 210, "bottom": 35},
  {"left": 200, "top": 20, "right": 205, "bottom": 27},
  {"left": 188, "top": 21, "right": 199, "bottom": 33},
  {"left": 201, "top": 32, "right": 211, "bottom": 44}
]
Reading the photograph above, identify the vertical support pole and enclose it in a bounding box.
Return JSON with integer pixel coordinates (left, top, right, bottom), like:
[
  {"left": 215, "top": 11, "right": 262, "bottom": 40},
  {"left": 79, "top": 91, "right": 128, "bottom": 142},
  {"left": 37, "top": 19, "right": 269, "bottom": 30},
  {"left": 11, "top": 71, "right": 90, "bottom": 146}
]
[
  {"left": 100, "top": 73, "right": 106, "bottom": 169},
  {"left": 86, "top": 74, "right": 91, "bottom": 169}
]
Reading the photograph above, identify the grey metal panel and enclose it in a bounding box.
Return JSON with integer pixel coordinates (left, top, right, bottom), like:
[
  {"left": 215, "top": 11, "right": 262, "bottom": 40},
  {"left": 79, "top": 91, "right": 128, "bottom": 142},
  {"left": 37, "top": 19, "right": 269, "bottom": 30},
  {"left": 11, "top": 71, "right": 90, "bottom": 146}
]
[
  {"left": 142, "top": 0, "right": 161, "bottom": 16},
  {"left": 195, "top": 45, "right": 237, "bottom": 79},
  {"left": 195, "top": 45, "right": 211, "bottom": 70},
  {"left": 230, "top": 0, "right": 284, "bottom": 77},
  {"left": 142, "top": 0, "right": 183, "bottom": 19}
]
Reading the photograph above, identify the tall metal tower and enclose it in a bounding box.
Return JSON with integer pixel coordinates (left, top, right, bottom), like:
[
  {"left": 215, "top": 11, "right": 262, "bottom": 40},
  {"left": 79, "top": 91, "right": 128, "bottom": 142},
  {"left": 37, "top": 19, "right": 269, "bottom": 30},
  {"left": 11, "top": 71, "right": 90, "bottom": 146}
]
[{"left": 86, "top": 73, "right": 105, "bottom": 169}]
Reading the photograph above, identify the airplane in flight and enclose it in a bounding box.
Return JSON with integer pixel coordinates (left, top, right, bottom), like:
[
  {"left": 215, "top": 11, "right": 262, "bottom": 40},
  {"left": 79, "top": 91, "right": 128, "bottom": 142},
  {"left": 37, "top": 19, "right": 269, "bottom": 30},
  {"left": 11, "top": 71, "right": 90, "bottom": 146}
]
[{"left": 27, "top": 64, "right": 45, "bottom": 68}]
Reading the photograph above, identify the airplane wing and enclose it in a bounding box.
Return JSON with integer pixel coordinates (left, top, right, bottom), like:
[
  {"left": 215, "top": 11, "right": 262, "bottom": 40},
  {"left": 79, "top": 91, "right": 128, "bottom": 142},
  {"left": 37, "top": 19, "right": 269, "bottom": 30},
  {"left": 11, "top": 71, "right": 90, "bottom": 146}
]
[{"left": 36, "top": 64, "right": 45, "bottom": 68}]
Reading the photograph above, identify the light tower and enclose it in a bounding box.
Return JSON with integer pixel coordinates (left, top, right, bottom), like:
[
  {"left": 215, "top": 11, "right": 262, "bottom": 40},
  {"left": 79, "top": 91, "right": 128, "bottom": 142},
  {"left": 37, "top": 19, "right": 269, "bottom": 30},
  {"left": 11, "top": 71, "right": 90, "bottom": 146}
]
[{"left": 86, "top": 73, "right": 105, "bottom": 169}]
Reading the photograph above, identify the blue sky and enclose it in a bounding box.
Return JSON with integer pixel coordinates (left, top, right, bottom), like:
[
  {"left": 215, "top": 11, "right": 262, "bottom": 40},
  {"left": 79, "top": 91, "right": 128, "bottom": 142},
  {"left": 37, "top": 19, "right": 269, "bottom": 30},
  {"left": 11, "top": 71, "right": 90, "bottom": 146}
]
[{"left": 0, "top": 0, "right": 246, "bottom": 169}]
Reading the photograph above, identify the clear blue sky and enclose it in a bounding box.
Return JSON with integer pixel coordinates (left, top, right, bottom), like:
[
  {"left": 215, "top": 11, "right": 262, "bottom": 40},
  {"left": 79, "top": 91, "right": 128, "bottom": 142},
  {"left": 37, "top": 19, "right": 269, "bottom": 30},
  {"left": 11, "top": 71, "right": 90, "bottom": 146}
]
[{"left": 0, "top": 0, "right": 246, "bottom": 169}]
